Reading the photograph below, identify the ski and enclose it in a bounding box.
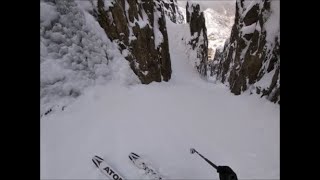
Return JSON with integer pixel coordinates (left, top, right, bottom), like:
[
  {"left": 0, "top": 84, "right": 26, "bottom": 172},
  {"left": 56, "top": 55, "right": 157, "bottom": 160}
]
[
  {"left": 92, "top": 155, "right": 125, "bottom": 180},
  {"left": 128, "top": 152, "right": 163, "bottom": 180}
]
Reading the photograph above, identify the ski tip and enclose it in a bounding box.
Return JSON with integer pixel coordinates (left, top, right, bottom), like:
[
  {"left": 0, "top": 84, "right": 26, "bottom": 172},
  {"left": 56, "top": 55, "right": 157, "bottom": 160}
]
[
  {"left": 93, "top": 155, "right": 103, "bottom": 160},
  {"left": 92, "top": 159, "right": 99, "bottom": 168},
  {"left": 130, "top": 152, "right": 140, "bottom": 157},
  {"left": 92, "top": 155, "right": 104, "bottom": 168}
]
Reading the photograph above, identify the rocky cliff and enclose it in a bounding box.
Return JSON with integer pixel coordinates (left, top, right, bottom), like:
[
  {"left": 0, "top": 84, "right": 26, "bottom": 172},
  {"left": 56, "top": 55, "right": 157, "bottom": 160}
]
[
  {"left": 94, "top": 0, "right": 172, "bottom": 83},
  {"left": 210, "top": 0, "right": 280, "bottom": 103},
  {"left": 186, "top": 2, "right": 208, "bottom": 77},
  {"left": 160, "top": 0, "right": 184, "bottom": 24}
]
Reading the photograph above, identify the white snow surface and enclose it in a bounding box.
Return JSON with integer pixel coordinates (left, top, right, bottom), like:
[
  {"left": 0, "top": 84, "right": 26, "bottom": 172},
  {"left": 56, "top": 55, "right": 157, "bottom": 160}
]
[
  {"left": 265, "top": 0, "right": 280, "bottom": 43},
  {"left": 40, "top": 1, "right": 139, "bottom": 116},
  {"left": 40, "top": 1, "right": 59, "bottom": 27},
  {"left": 241, "top": 22, "right": 257, "bottom": 36},
  {"left": 254, "top": 68, "right": 276, "bottom": 89},
  {"left": 153, "top": 11, "right": 164, "bottom": 48},
  {"left": 178, "top": 6, "right": 187, "bottom": 23},
  {"left": 41, "top": 3, "right": 279, "bottom": 180}
]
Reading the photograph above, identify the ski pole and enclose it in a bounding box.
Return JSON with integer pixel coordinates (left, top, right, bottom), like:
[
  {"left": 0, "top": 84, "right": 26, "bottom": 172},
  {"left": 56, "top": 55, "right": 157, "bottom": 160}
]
[
  {"left": 190, "top": 148, "right": 238, "bottom": 180},
  {"left": 190, "top": 148, "right": 218, "bottom": 169}
]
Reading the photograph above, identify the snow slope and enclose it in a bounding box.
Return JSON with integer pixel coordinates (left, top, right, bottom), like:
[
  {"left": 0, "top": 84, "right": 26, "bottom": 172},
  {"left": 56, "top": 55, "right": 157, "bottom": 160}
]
[
  {"left": 204, "top": 8, "right": 234, "bottom": 60},
  {"left": 40, "top": 1, "right": 139, "bottom": 117},
  {"left": 41, "top": 15, "right": 279, "bottom": 180}
]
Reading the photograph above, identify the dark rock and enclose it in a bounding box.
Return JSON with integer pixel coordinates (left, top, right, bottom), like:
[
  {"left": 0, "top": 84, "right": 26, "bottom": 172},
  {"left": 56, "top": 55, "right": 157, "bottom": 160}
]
[
  {"left": 186, "top": 2, "right": 208, "bottom": 77},
  {"left": 94, "top": 0, "right": 173, "bottom": 84},
  {"left": 243, "top": 4, "right": 259, "bottom": 26},
  {"left": 211, "top": 0, "right": 280, "bottom": 103}
]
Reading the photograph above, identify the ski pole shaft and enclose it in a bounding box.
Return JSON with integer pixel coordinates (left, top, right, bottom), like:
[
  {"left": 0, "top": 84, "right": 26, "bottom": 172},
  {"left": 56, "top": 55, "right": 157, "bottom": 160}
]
[{"left": 192, "top": 148, "right": 218, "bottom": 169}]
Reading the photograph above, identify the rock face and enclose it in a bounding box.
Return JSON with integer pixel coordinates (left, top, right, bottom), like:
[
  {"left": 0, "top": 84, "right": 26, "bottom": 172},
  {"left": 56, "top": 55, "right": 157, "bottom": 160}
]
[
  {"left": 210, "top": 0, "right": 280, "bottom": 104},
  {"left": 186, "top": 2, "right": 208, "bottom": 77},
  {"left": 160, "top": 0, "right": 184, "bottom": 24},
  {"left": 94, "top": 0, "right": 172, "bottom": 83}
]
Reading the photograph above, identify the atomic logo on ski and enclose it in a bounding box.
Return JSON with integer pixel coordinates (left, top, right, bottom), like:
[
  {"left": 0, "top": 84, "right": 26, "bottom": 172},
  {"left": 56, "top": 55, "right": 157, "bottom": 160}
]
[
  {"left": 92, "top": 155, "right": 103, "bottom": 167},
  {"left": 92, "top": 155, "right": 124, "bottom": 180}
]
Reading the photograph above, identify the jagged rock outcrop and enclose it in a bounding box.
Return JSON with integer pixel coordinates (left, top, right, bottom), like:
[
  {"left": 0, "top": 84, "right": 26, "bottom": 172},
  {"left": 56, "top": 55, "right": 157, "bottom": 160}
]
[
  {"left": 211, "top": 0, "right": 280, "bottom": 104},
  {"left": 186, "top": 2, "right": 208, "bottom": 77},
  {"left": 159, "top": 0, "right": 184, "bottom": 24},
  {"left": 94, "top": 0, "right": 172, "bottom": 83}
]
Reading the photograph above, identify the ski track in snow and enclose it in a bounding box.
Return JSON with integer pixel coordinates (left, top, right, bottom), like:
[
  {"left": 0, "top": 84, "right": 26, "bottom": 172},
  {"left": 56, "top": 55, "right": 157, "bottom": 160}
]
[{"left": 41, "top": 18, "right": 279, "bottom": 179}]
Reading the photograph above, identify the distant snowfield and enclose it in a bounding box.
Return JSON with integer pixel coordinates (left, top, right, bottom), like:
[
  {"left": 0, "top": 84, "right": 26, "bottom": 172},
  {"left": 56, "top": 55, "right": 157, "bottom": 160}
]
[
  {"left": 41, "top": 13, "right": 279, "bottom": 180},
  {"left": 204, "top": 8, "right": 234, "bottom": 58}
]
